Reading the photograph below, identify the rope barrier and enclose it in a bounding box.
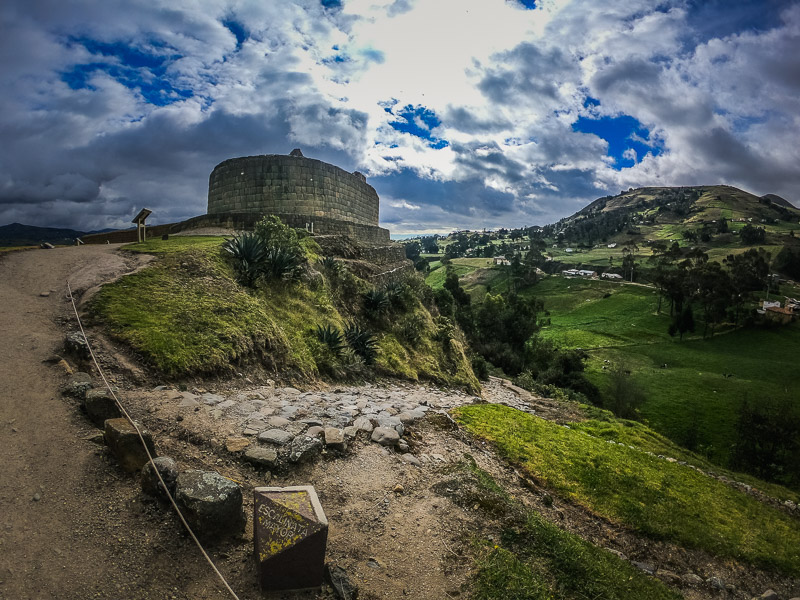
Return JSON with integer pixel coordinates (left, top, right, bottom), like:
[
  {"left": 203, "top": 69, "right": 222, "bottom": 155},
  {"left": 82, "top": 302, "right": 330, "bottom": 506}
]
[{"left": 66, "top": 281, "right": 242, "bottom": 600}]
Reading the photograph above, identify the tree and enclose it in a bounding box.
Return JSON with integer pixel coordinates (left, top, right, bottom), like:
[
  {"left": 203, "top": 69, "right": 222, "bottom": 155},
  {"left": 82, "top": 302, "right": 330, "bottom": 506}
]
[
  {"left": 724, "top": 248, "right": 770, "bottom": 323},
  {"left": 732, "top": 396, "right": 800, "bottom": 486},
  {"left": 774, "top": 246, "right": 800, "bottom": 280},
  {"left": 740, "top": 223, "right": 766, "bottom": 245},
  {"left": 622, "top": 252, "right": 637, "bottom": 282},
  {"left": 420, "top": 236, "right": 439, "bottom": 254},
  {"left": 604, "top": 361, "right": 646, "bottom": 419},
  {"left": 443, "top": 268, "right": 470, "bottom": 306},
  {"left": 404, "top": 241, "right": 422, "bottom": 261},
  {"left": 669, "top": 304, "right": 695, "bottom": 340},
  {"left": 693, "top": 261, "right": 731, "bottom": 337}
]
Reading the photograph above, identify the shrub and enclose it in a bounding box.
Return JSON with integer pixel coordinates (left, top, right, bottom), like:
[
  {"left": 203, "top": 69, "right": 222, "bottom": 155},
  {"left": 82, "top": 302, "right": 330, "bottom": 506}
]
[
  {"left": 319, "top": 255, "right": 340, "bottom": 273},
  {"left": 254, "top": 215, "right": 304, "bottom": 255},
  {"left": 397, "top": 314, "right": 426, "bottom": 344},
  {"left": 344, "top": 323, "right": 378, "bottom": 364},
  {"left": 471, "top": 355, "right": 490, "bottom": 381},
  {"left": 604, "top": 362, "right": 646, "bottom": 419},
  {"left": 223, "top": 232, "right": 267, "bottom": 287}
]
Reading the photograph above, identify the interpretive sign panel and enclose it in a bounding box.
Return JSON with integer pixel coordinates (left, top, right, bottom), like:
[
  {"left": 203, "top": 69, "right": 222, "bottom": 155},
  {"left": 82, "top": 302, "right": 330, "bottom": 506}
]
[{"left": 254, "top": 485, "right": 328, "bottom": 591}]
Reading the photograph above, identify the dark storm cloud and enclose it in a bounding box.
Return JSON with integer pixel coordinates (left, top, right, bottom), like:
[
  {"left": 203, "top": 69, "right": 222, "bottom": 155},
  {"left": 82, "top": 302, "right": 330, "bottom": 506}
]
[
  {"left": 591, "top": 58, "right": 661, "bottom": 94},
  {"left": 441, "top": 107, "right": 512, "bottom": 134},
  {"left": 449, "top": 141, "right": 527, "bottom": 184},
  {"left": 476, "top": 42, "right": 578, "bottom": 107},
  {"left": 372, "top": 169, "right": 515, "bottom": 217}
]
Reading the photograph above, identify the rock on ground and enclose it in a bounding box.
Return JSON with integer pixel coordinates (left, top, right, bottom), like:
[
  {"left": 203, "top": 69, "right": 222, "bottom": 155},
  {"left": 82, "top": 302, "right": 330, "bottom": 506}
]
[
  {"left": 174, "top": 470, "right": 245, "bottom": 539},
  {"left": 371, "top": 427, "right": 400, "bottom": 447},
  {"left": 83, "top": 387, "right": 121, "bottom": 427},
  {"left": 289, "top": 435, "right": 323, "bottom": 463},
  {"left": 104, "top": 418, "right": 155, "bottom": 473},
  {"left": 140, "top": 456, "right": 179, "bottom": 501}
]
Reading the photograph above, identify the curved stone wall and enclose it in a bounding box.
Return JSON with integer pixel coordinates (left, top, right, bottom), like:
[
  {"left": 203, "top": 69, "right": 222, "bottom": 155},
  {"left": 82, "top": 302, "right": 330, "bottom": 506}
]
[{"left": 207, "top": 154, "right": 379, "bottom": 227}]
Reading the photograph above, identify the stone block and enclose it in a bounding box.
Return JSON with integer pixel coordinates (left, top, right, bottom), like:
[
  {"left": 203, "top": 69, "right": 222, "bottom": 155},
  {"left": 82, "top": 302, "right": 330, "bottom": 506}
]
[
  {"left": 289, "top": 435, "right": 323, "bottom": 463},
  {"left": 104, "top": 418, "right": 156, "bottom": 472},
  {"left": 259, "top": 429, "right": 294, "bottom": 445},
  {"left": 62, "top": 372, "right": 93, "bottom": 399},
  {"left": 371, "top": 427, "right": 400, "bottom": 447},
  {"left": 254, "top": 486, "right": 328, "bottom": 591},
  {"left": 176, "top": 470, "right": 245, "bottom": 540},
  {"left": 83, "top": 388, "right": 122, "bottom": 427}
]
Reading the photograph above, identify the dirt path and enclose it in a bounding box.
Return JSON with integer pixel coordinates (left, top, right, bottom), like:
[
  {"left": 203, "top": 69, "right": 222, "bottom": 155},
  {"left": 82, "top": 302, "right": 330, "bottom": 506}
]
[{"left": 0, "top": 246, "right": 231, "bottom": 600}]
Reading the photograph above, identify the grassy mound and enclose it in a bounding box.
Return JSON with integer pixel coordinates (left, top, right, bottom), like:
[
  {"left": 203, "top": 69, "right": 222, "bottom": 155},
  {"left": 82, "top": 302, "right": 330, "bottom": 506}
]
[
  {"left": 91, "top": 236, "right": 478, "bottom": 390},
  {"left": 454, "top": 404, "right": 800, "bottom": 575}
]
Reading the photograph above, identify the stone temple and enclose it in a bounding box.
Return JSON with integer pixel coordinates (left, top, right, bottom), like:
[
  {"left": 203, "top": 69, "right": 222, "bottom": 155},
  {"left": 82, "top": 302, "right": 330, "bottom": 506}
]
[
  {"left": 180, "top": 149, "right": 390, "bottom": 243},
  {"left": 82, "top": 149, "right": 392, "bottom": 243},
  {"left": 81, "top": 149, "right": 408, "bottom": 281}
]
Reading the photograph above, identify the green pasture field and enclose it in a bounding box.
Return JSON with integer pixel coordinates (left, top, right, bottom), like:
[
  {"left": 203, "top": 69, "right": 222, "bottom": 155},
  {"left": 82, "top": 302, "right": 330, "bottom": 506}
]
[
  {"left": 455, "top": 404, "right": 800, "bottom": 576},
  {"left": 521, "top": 275, "right": 800, "bottom": 473},
  {"left": 425, "top": 258, "right": 496, "bottom": 289},
  {"left": 524, "top": 276, "right": 668, "bottom": 348}
]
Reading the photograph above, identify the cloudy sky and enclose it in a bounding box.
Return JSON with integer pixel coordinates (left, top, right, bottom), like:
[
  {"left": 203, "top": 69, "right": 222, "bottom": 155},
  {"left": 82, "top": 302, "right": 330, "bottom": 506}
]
[{"left": 1, "top": 0, "right": 799, "bottom": 234}]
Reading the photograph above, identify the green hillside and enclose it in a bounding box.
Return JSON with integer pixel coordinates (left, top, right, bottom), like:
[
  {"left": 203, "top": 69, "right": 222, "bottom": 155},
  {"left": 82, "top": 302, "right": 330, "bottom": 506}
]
[
  {"left": 91, "top": 235, "right": 478, "bottom": 391},
  {"left": 420, "top": 185, "right": 800, "bottom": 489},
  {"left": 455, "top": 404, "right": 800, "bottom": 576}
]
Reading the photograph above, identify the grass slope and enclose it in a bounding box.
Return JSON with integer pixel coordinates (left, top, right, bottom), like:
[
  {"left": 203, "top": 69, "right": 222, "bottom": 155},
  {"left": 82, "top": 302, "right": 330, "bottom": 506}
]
[
  {"left": 92, "top": 238, "right": 292, "bottom": 375},
  {"left": 93, "top": 236, "right": 478, "bottom": 389},
  {"left": 441, "top": 459, "right": 680, "bottom": 600},
  {"left": 454, "top": 404, "right": 800, "bottom": 575}
]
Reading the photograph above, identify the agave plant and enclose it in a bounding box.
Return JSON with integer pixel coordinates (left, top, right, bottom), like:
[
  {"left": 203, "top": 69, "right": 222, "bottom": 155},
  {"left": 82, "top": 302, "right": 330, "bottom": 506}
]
[
  {"left": 383, "top": 280, "right": 410, "bottom": 310},
  {"left": 316, "top": 324, "right": 345, "bottom": 355},
  {"left": 344, "top": 323, "right": 378, "bottom": 365},
  {"left": 363, "top": 289, "right": 390, "bottom": 318},
  {"left": 223, "top": 232, "right": 266, "bottom": 286},
  {"left": 263, "top": 247, "right": 300, "bottom": 280},
  {"left": 319, "top": 255, "right": 340, "bottom": 273}
]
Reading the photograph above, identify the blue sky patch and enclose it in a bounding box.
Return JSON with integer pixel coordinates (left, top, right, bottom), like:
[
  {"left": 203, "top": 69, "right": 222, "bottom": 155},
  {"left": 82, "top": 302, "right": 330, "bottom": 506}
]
[
  {"left": 573, "top": 114, "right": 661, "bottom": 169},
  {"left": 61, "top": 38, "right": 192, "bottom": 106},
  {"left": 222, "top": 19, "right": 247, "bottom": 49},
  {"left": 515, "top": 0, "right": 537, "bottom": 8},
  {"left": 388, "top": 104, "right": 449, "bottom": 148}
]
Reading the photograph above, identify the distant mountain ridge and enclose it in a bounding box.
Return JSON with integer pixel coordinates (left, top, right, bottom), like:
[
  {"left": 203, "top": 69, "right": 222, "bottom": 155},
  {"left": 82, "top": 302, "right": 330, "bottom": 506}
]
[
  {"left": 569, "top": 185, "right": 800, "bottom": 232},
  {"left": 0, "top": 222, "right": 116, "bottom": 246},
  {"left": 577, "top": 185, "right": 798, "bottom": 221}
]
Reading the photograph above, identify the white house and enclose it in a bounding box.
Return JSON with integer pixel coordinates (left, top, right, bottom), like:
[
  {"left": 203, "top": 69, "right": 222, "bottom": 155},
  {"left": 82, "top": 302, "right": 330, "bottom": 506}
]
[
  {"left": 763, "top": 300, "right": 781, "bottom": 310},
  {"left": 602, "top": 272, "right": 623, "bottom": 280},
  {"left": 493, "top": 255, "right": 511, "bottom": 266},
  {"left": 565, "top": 247, "right": 574, "bottom": 253},
  {"left": 607, "top": 243, "right": 617, "bottom": 248},
  {"left": 562, "top": 269, "right": 596, "bottom": 278}
]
